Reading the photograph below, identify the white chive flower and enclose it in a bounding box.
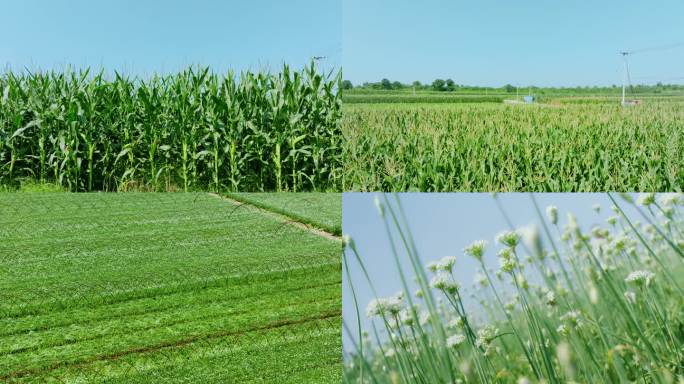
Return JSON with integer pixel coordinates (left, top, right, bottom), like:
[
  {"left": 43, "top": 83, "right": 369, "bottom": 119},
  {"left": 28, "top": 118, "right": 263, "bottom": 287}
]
[
  {"left": 464, "top": 240, "right": 487, "bottom": 261},
  {"left": 496, "top": 230, "right": 520, "bottom": 248},
  {"left": 446, "top": 334, "right": 466, "bottom": 348},
  {"left": 625, "top": 270, "right": 655, "bottom": 287}
]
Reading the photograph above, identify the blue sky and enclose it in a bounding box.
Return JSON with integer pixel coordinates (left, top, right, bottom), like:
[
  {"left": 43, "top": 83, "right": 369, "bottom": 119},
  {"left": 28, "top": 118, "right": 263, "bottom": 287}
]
[
  {"left": 343, "top": 0, "right": 684, "bottom": 86},
  {"left": 0, "top": 0, "right": 341, "bottom": 76},
  {"left": 341, "top": 193, "right": 644, "bottom": 352}
]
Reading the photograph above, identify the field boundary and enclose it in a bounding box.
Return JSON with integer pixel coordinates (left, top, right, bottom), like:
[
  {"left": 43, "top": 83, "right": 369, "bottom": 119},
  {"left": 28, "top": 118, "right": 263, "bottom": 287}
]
[{"left": 208, "top": 193, "right": 341, "bottom": 242}]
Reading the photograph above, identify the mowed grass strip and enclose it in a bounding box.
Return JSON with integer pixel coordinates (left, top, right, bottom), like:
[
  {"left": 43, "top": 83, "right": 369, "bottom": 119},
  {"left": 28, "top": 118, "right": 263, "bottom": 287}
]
[
  {"left": 224, "top": 192, "right": 342, "bottom": 235},
  {"left": 0, "top": 193, "right": 341, "bottom": 382}
]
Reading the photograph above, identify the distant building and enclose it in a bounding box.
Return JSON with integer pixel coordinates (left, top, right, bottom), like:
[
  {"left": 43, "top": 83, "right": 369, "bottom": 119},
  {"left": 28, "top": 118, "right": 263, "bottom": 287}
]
[{"left": 523, "top": 95, "right": 535, "bottom": 103}]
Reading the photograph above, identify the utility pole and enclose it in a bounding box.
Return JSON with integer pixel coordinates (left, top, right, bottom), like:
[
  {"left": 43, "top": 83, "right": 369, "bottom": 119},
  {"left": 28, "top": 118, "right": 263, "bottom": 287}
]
[{"left": 620, "top": 51, "right": 630, "bottom": 106}]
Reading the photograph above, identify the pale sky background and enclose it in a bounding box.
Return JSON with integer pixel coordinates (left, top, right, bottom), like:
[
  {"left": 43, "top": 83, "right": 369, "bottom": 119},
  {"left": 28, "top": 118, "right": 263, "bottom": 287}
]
[
  {"left": 0, "top": 0, "right": 341, "bottom": 76},
  {"left": 342, "top": 193, "right": 644, "bottom": 353},
  {"left": 343, "top": 0, "right": 684, "bottom": 87}
]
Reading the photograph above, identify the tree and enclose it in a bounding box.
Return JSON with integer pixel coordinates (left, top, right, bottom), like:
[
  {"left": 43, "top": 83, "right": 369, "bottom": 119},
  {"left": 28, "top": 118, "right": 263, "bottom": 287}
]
[
  {"left": 341, "top": 80, "right": 354, "bottom": 90},
  {"left": 412, "top": 81, "right": 422, "bottom": 88},
  {"left": 504, "top": 84, "right": 516, "bottom": 93},
  {"left": 392, "top": 81, "right": 403, "bottom": 90},
  {"left": 381, "top": 78, "right": 392, "bottom": 90},
  {"left": 446, "top": 79, "right": 455, "bottom": 91},
  {"left": 432, "top": 79, "right": 446, "bottom": 91}
]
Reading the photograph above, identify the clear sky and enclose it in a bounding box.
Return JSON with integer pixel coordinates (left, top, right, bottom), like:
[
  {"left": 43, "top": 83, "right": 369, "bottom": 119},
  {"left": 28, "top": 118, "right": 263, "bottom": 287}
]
[
  {"left": 0, "top": 0, "right": 341, "bottom": 76},
  {"left": 343, "top": 0, "right": 684, "bottom": 87},
  {"left": 341, "top": 193, "right": 645, "bottom": 353}
]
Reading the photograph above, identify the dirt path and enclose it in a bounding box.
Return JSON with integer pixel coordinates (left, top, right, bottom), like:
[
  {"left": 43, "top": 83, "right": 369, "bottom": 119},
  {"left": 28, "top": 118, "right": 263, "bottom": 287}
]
[{"left": 207, "top": 193, "right": 341, "bottom": 242}]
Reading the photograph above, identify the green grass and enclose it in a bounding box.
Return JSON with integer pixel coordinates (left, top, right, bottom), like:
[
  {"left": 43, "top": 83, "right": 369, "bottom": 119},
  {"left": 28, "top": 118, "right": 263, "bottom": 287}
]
[
  {"left": 0, "top": 192, "right": 341, "bottom": 382},
  {"left": 344, "top": 193, "right": 684, "bottom": 383},
  {"left": 0, "top": 62, "right": 342, "bottom": 192},
  {"left": 225, "top": 192, "right": 342, "bottom": 235},
  {"left": 343, "top": 100, "right": 684, "bottom": 191}
]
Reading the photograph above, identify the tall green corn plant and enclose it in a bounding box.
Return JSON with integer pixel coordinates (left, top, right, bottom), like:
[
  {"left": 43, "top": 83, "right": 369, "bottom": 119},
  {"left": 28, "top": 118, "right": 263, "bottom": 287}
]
[{"left": 0, "top": 61, "right": 342, "bottom": 191}]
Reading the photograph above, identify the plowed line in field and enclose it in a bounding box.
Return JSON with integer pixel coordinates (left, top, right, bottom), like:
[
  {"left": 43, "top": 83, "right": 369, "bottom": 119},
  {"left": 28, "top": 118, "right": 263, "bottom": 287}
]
[
  {"left": 0, "top": 310, "right": 341, "bottom": 380},
  {"left": 207, "top": 193, "right": 341, "bottom": 242},
  {"left": 0, "top": 283, "right": 340, "bottom": 356}
]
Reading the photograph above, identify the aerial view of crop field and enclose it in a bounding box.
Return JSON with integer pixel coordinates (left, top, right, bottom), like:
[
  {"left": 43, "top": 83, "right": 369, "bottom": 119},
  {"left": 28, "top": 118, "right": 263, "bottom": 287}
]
[
  {"left": 0, "top": 1, "right": 343, "bottom": 383},
  {"left": 342, "top": 0, "right": 684, "bottom": 192},
  {"left": 343, "top": 192, "right": 684, "bottom": 383},
  {"left": 0, "top": 192, "right": 342, "bottom": 382}
]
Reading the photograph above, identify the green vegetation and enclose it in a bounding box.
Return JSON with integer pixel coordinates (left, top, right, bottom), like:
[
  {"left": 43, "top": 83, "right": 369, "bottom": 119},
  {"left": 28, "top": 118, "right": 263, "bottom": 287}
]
[
  {"left": 343, "top": 99, "right": 684, "bottom": 191},
  {"left": 344, "top": 193, "right": 684, "bottom": 383},
  {"left": 344, "top": 94, "right": 505, "bottom": 104},
  {"left": 344, "top": 79, "right": 684, "bottom": 95},
  {"left": 226, "top": 192, "right": 342, "bottom": 235},
  {"left": 0, "top": 62, "right": 342, "bottom": 192},
  {"left": 0, "top": 193, "right": 341, "bottom": 382}
]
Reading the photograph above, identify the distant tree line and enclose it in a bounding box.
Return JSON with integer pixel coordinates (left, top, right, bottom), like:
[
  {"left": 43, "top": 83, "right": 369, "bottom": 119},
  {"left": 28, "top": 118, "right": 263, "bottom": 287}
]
[
  {"left": 342, "top": 78, "right": 462, "bottom": 92},
  {"left": 341, "top": 79, "right": 684, "bottom": 93}
]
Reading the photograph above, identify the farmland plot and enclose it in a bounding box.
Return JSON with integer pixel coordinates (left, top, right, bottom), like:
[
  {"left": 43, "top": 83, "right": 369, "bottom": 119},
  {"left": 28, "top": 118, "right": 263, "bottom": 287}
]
[
  {"left": 342, "top": 101, "right": 684, "bottom": 192},
  {"left": 0, "top": 193, "right": 341, "bottom": 382}
]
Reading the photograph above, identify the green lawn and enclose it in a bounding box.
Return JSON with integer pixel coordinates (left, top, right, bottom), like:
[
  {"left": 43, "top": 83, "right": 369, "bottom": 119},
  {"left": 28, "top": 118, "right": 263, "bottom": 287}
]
[
  {"left": 0, "top": 193, "right": 341, "bottom": 383},
  {"left": 225, "top": 192, "right": 342, "bottom": 235}
]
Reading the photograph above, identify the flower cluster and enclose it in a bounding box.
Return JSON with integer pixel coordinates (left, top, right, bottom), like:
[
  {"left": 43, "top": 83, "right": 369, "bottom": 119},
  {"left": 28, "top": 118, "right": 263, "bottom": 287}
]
[
  {"left": 557, "top": 310, "right": 584, "bottom": 336},
  {"left": 498, "top": 248, "right": 517, "bottom": 274},
  {"left": 430, "top": 273, "right": 460, "bottom": 295},
  {"left": 561, "top": 311, "right": 583, "bottom": 325},
  {"left": 446, "top": 334, "right": 466, "bottom": 348},
  {"left": 475, "top": 325, "right": 499, "bottom": 349},
  {"left": 427, "top": 255, "right": 457, "bottom": 273},
  {"left": 366, "top": 292, "right": 404, "bottom": 318},
  {"left": 625, "top": 270, "right": 655, "bottom": 287},
  {"left": 464, "top": 240, "right": 487, "bottom": 261},
  {"left": 496, "top": 230, "right": 520, "bottom": 248}
]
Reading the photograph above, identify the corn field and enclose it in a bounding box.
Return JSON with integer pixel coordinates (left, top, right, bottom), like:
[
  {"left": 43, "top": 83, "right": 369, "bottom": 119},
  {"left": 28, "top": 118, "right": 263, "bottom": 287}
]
[
  {"left": 343, "top": 193, "right": 684, "bottom": 383},
  {"left": 0, "top": 62, "right": 342, "bottom": 192},
  {"left": 342, "top": 102, "right": 684, "bottom": 191}
]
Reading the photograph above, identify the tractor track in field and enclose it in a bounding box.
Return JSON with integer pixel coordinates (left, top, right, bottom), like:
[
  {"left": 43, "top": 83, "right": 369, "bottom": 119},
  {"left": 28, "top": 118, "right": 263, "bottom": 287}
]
[
  {"left": 0, "top": 284, "right": 340, "bottom": 356},
  {"left": 207, "top": 193, "right": 341, "bottom": 242},
  {"left": 0, "top": 310, "right": 341, "bottom": 380}
]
